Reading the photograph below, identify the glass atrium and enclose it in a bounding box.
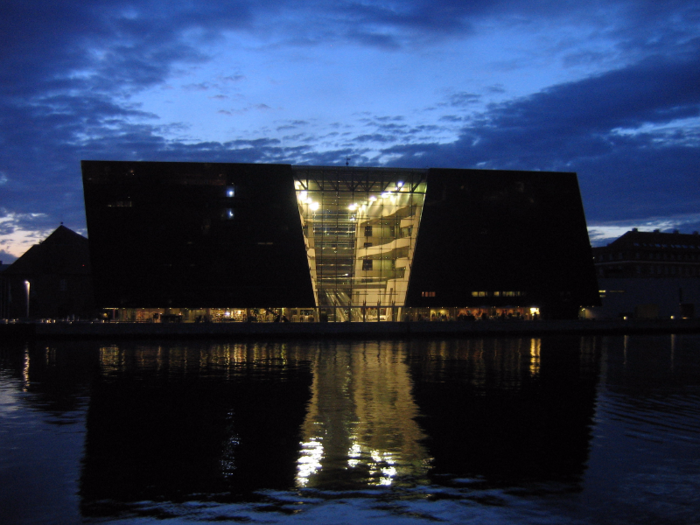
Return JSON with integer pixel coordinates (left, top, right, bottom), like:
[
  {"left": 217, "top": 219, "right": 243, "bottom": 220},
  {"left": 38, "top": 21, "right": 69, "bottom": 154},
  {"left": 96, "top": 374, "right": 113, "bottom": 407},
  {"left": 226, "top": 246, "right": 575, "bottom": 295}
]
[{"left": 293, "top": 166, "right": 427, "bottom": 322}]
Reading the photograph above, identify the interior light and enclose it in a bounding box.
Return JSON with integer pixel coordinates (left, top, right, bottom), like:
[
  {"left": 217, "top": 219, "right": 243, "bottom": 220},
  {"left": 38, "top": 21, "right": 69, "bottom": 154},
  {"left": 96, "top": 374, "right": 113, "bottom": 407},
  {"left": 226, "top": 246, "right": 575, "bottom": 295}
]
[
  {"left": 369, "top": 195, "right": 377, "bottom": 202},
  {"left": 348, "top": 203, "right": 357, "bottom": 211},
  {"left": 381, "top": 192, "right": 390, "bottom": 198},
  {"left": 397, "top": 181, "right": 404, "bottom": 188},
  {"left": 299, "top": 191, "right": 308, "bottom": 201},
  {"left": 310, "top": 201, "right": 320, "bottom": 211}
]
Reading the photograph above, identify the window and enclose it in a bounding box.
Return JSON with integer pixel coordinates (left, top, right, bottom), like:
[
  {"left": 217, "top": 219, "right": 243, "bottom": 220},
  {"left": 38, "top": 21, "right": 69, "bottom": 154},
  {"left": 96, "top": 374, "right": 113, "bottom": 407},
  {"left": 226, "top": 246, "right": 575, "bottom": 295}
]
[
  {"left": 364, "top": 242, "right": 373, "bottom": 248},
  {"left": 107, "top": 200, "right": 133, "bottom": 208},
  {"left": 364, "top": 225, "right": 373, "bottom": 237},
  {"left": 421, "top": 291, "right": 436, "bottom": 297},
  {"left": 362, "top": 259, "right": 373, "bottom": 271}
]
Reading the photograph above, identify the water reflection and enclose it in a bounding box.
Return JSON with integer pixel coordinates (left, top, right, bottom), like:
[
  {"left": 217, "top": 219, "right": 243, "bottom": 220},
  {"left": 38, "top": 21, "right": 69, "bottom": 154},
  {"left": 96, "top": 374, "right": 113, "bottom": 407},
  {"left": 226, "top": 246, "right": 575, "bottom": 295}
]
[
  {"left": 406, "top": 337, "right": 600, "bottom": 488},
  {"left": 297, "top": 342, "right": 431, "bottom": 489},
  {"left": 80, "top": 342, "right": 314, "bottom": 517},
  {"left": 13, "top": 334, "right": 700, "bottom": 524}
]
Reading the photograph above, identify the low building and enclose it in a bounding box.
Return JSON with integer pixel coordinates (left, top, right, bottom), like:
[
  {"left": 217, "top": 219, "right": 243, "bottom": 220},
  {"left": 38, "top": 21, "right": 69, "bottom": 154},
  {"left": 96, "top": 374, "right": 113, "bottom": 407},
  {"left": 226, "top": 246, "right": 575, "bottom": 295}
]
[
  {"left": 82, "top": 161, "right": 600, "bottom": 321},
  {"left": 588, "top": 229, "right": 700, "bottom": 319},
  {"left": 0, "top": 225, "right": 95, "bottom": 319}
]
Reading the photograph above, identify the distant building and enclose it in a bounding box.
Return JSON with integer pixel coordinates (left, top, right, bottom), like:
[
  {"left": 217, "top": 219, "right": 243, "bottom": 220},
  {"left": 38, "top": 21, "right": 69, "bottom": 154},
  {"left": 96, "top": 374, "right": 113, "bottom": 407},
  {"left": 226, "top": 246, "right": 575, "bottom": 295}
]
[
  {"left": 587, "top": 229, "right": 700, "bottom": 319},
  {"left": 0, "top": 225, "right": 95, "bottom": 319},
  {"left": 81, "top": 161, "right": 600, "bottom": 322}
]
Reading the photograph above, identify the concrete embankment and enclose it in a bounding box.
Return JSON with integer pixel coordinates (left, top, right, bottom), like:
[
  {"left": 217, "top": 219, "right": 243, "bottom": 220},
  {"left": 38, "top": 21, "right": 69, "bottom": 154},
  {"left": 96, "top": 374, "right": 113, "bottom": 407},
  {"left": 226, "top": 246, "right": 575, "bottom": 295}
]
[{"left": 2, "top": 318, "right": 700, "bottom": 340}]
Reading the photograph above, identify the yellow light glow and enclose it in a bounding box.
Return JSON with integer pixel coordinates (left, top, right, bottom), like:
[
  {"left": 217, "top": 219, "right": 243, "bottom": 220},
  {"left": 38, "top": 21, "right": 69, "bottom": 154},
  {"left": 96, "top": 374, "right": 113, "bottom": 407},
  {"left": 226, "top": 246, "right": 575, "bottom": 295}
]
[{"left": 310, "top": 201, "right": 320, "bottom": 211}]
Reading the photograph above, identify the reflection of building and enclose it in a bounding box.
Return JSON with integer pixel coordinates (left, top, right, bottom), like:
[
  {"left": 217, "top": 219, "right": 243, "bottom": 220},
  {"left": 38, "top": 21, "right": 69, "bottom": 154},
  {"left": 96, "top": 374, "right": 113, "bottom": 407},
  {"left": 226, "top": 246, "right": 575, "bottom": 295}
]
[
  {"left": 82, "top": 161, "right": 599, "bottom": 321},
  {"left": 0, "top": 225, "right": 94, "bottom": 319},
  {"left": 80, "top": 343, "right": 313, "bottom": 515},
  {"left": 588, "top": 229, "right": 700, "bottom": 319},
  {"left": 297, "top": 343, "right": 431, "bottom": 488},
  {"left": 407, "top": 337, "right": 600, "bottom": 486}
]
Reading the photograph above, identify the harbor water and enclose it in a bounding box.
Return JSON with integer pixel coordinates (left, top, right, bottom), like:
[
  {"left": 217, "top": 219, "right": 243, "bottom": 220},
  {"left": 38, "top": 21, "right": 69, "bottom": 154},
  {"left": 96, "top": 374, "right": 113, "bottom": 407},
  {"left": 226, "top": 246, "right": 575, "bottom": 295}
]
[{"left": 1, "top": 334, "right": 699, "bottom": 524}]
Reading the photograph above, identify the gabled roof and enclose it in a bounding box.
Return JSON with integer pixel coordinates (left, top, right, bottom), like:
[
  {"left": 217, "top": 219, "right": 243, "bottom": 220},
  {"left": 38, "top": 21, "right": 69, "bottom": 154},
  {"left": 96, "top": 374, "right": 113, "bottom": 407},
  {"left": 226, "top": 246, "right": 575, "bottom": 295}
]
[
  {"left": 2, "top": 225, "right": 91, "bottom": 276},
  {"left": 603, "top": 230, "right": 700, "bottom": 250}
]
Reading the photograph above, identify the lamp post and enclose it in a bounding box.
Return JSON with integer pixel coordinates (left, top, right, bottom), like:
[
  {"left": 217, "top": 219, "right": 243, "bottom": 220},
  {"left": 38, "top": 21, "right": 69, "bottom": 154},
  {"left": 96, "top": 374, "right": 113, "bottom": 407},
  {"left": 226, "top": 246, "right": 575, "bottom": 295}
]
[{"left": 24, "top": 280, "right": 30, "bottom": 318}]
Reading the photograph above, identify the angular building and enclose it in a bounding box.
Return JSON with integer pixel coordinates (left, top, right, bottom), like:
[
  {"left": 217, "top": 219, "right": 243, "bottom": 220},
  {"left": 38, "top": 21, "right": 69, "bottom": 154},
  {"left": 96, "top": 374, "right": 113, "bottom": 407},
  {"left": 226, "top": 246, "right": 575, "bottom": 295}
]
[{"left": 81, "top": 161, "right": 599, "bottom": 322}]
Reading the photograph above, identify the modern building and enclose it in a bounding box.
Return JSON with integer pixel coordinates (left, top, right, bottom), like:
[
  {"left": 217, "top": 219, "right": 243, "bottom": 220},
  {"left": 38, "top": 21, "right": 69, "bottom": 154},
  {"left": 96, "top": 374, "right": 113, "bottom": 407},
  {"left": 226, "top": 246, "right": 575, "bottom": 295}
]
[
  {"left": 588, "top": 229, "right": 700, "bottom": 319},
  {"left": 0, "top": 225, "right": 94, "bottom": 319},
  {"left": 81, "top": 161, "right": 599, "bottom": 322}
]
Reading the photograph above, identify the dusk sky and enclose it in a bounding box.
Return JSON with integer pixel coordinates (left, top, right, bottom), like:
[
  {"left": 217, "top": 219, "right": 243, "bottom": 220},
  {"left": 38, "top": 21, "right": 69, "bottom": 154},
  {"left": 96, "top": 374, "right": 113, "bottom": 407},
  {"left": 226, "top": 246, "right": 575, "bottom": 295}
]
[{"left": 1, "top": 0, "right": 699, "bottom": 261}]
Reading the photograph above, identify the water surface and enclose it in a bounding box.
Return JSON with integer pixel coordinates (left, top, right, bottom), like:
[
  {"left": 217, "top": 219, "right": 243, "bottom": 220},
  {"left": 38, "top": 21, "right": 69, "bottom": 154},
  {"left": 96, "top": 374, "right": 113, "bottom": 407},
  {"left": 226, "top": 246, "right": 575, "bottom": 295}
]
[{"left": 1, "top": 335, "right": 699, "bottom": 524}]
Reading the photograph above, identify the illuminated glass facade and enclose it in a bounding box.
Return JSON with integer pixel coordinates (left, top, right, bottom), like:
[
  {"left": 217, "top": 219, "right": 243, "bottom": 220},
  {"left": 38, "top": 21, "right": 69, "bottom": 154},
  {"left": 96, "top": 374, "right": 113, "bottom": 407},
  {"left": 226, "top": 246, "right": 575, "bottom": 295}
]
[
  {"left": 294, "top": 166, "right": 427, "bottom": 322},
  {"left": 82, "top": 161, "right": 599, "bottom": 321}
]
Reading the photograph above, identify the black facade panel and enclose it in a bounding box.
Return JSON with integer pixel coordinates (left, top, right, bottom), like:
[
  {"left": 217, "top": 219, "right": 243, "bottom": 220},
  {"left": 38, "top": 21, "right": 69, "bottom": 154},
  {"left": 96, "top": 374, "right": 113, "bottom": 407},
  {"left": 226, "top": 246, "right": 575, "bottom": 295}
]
[
  {"left": 82, "top": 161, "right": 315, "bottom": 308},
  {"left": 406, "top": 169, "right": 599, "bottom": 317}
]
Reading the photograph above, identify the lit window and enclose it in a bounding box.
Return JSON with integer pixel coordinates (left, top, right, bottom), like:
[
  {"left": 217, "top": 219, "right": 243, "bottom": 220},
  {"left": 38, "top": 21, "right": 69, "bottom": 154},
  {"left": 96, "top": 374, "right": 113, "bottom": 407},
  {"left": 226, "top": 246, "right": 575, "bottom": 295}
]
[
  {"left": 362, "top": 259, "right": 373, "bottom": 271},
  {"left": 421, "top": 291, "right": 436, "bottom": 297}
]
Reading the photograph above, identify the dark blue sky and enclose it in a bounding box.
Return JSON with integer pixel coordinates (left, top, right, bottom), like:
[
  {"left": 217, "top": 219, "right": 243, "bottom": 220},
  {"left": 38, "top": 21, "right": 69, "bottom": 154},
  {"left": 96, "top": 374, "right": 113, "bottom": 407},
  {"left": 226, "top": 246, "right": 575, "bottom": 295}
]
[{"left": 1, "top": 0, "right": 699, "bottom": 260}]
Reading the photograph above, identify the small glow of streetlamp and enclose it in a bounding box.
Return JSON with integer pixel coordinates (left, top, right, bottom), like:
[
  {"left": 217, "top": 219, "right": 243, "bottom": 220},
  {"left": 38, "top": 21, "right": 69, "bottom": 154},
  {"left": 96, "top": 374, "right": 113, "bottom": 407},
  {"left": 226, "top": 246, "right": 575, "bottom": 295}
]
[{"left": 24, "top": 280, "right": 30, "bottom": 318}]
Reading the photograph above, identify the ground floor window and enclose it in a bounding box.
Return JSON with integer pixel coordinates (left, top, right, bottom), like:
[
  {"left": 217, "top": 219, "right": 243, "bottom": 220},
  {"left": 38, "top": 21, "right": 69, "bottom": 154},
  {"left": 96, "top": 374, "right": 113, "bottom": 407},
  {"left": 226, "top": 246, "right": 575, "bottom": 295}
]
[{"left": 105, "top": 306, "right": 543, "bottom": 323}]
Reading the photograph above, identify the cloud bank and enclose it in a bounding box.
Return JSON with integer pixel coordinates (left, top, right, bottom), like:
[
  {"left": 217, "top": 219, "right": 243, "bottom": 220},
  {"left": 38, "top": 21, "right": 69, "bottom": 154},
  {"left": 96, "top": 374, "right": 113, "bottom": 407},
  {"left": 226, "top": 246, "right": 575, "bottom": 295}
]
[{"left": 0, "top": 0, "right": 699, "bottom": 258}]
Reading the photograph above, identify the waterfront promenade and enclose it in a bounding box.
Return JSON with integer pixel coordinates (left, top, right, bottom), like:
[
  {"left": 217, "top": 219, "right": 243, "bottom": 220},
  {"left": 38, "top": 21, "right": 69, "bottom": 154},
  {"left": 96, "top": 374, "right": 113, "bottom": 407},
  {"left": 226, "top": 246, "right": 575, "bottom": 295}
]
[{"left": 2, "top": 318, "right": 700, "bottom": 339}]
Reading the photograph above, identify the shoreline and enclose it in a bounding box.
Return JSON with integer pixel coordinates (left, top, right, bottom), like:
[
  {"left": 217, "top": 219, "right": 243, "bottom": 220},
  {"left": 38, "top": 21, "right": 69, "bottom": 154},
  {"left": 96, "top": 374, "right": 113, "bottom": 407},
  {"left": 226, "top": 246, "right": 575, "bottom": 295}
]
[{"left": 2, "top": 318, "right": 700, "bottom": 340}]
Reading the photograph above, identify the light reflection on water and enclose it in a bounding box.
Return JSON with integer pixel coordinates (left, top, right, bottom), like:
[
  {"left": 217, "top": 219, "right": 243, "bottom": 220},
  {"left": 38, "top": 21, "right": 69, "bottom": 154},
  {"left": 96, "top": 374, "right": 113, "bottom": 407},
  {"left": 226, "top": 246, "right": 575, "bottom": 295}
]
[{"left": 0, "top": 335, "right": 699, "bottom": 524}]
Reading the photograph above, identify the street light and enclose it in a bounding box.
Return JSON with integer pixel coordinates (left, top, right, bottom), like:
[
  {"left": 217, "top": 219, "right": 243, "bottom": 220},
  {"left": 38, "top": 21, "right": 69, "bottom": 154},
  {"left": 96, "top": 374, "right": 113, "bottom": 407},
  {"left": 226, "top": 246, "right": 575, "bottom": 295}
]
[{"left": 24, "top": 280, "right": 30, "bottom": 318}]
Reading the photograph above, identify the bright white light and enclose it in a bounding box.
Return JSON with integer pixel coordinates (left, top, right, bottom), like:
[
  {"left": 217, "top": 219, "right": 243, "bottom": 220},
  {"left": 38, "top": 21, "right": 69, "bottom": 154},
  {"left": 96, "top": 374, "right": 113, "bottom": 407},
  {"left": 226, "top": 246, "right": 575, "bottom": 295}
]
[
  {"left": 310, "top": 201, "right": 320, "bottom": 211},
  {"left": 349, "top": 443, "right": 362, "bottom": 458},
  {"left": 299, "top": 191, "right": 308, "bottom": 201},
  {"left": 297, "top": 439, "right": 324, "bottom": 487},
  {"left": 381, "top": 192, "right": 390, "bottom": 198},
  {"left": 369, "top": 196, "right": 377, "bottom": 202}
]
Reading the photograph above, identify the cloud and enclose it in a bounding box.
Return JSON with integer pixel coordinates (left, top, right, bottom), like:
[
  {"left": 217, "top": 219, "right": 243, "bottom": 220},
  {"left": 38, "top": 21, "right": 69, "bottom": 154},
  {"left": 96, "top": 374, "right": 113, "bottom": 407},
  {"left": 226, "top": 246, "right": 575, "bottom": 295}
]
[
  {"left": 440, "top": 92, "right": 481, "bottom": 108},
  {"left": 0, "top": 212, "right": 55, "bottom": 259},
  {"left": 384, "top": 43, "right": 700, "bottom": 224},
  {"left": 0, "top": 0, "right": 699, "bottom": 253}
]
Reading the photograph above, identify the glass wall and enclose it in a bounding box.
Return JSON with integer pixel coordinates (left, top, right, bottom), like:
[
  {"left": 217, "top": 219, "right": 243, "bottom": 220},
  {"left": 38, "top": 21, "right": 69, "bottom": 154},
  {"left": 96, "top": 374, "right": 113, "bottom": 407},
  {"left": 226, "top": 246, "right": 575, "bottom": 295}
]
[{"left": 293, "top": 167, "right": 428, "bottom": 322}]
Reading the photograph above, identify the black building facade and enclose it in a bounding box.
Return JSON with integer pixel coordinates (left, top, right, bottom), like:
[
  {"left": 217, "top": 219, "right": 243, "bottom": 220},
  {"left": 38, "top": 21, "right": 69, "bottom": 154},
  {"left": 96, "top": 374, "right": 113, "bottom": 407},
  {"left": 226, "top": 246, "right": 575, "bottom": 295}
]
[{"left": 82, "top": 161, "right": 599, "bottom": 321}]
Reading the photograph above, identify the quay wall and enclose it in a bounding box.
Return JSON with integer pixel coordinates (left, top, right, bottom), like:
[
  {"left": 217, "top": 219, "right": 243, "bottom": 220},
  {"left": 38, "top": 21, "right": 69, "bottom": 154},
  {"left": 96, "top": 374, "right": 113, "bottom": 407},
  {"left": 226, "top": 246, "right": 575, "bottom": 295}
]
[{"left": 2, "top": 319, "right": 700, "bottom": 340}]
